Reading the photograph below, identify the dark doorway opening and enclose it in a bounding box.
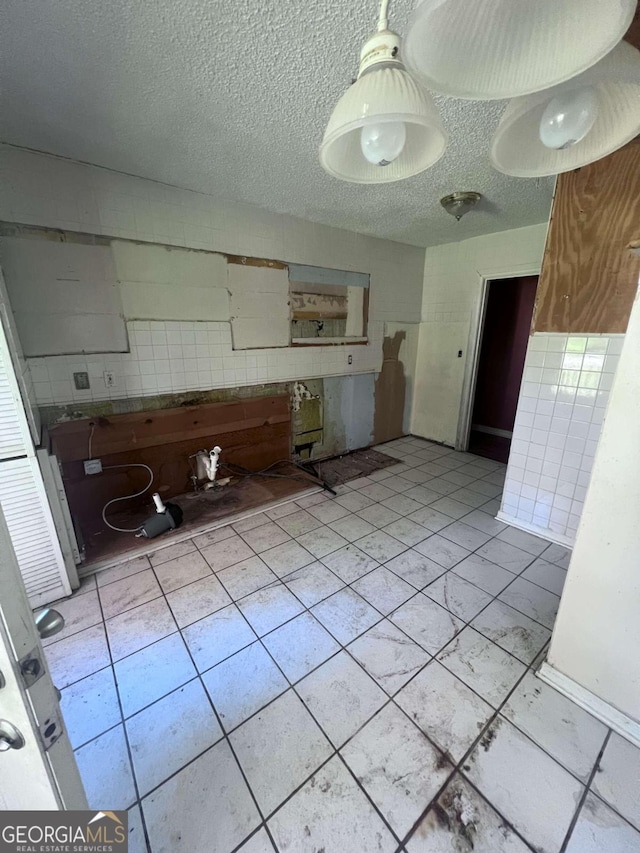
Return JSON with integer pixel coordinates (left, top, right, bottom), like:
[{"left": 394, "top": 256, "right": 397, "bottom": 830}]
[{"left": 469, "top": 275, "right": 538, "bottom": 463}]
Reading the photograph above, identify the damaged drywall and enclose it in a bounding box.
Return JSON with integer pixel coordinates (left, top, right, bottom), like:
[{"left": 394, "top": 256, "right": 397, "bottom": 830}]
[
  {"left": 292, "top": 379, "right": 323, "bottom": 458},
  {"left": 292, "top": 374, "right": 374, "bottom": 461},
  {"left": 227, "top": 262, "right": 290, "bottom": 349},
  {"left": 374, "top": 324, "right": 418, "bottom": 443},
  {"left": 111, "top": 240, "right": 229, "bottom": 322},
  {"left": 338, "top": 374, "right": 375, "bottom": 451}
]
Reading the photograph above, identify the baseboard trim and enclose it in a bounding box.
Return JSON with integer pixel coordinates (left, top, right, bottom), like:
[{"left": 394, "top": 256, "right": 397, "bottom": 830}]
[
  {"left": 471, "top": 424, "right": 513, "bottom": 439},
  {"left": 496, "top": 512, "right": 574, "bottom": 549},
  {"left": 538, "top": 662, "right": 640, "bottom": 749}
]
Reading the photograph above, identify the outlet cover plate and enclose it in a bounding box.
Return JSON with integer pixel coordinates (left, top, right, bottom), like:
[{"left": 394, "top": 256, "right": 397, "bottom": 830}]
[{"left": 84, "top": 459, "right": 103, "bottom": 475}]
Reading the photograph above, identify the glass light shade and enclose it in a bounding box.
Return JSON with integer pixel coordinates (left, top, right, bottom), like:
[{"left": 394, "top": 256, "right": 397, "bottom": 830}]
[
  {"left": 320, "top": 66, "right": 447, "bottom": 183},
  {"left": 491, "top": 42, "right": 640, "bottom": 177},
  {"left": 404, "top": 0, "right": 635, "bottom": 100}
]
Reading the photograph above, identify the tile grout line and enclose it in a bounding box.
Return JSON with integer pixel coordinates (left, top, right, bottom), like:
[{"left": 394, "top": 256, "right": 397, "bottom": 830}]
[
  {"left": 558, "top": 729, "right": 612, "bottom": 853},
  {"left": 80, "top": 578, "right": 153, "bottom": 851},
  {"left": 230, "top": 584, "right": 409, "bottom": 849},
  {"left": 77, "top": 508, "right": 483, "bottom": 847},
  {"left": 228, "top": 478, "right": 568, "bottom": 850},
  {"left": 59, "top": 465, "right": 553, "bottom": 722},
  {"left": 46, "top": 458, "right": 560, "bottom": 654},
  {"left": 397, "top": 649, "right": 560, "bottom": 852},
  {"left": 52, "top": 440, "right": 578, "bottom": 853},
  {"left": 106, "top": 536, "right": 549, "bottom": 850},
  {"left": 128, "top": 559, "right": 280, "bottom": 852},
  {"left": 54, "top": 512, "right": 553, "bottom": 749}
]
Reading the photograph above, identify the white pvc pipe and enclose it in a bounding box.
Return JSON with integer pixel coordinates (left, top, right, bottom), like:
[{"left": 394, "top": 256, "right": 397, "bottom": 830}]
[
  {"left": 152, "top": 493, "right": 166, "bottom": 513},
  {"left": 207, "top": 446, "right": 222, "bottom": 483}
]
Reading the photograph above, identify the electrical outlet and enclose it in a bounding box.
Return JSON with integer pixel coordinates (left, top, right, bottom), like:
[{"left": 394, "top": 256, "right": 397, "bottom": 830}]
[
  {"left": 103, "top": 371, "right": 116, "bottom": 388},
  {"left": 83, "top": 459, "right": 103, "bottom": 475},
  {"left": 348, "top": 355, "right": 353, "bottom": 365}
]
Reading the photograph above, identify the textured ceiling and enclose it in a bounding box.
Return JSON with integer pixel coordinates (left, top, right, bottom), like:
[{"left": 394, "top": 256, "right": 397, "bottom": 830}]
[{"left": 0, "top": 0, "right": 556, "bottom": 247}]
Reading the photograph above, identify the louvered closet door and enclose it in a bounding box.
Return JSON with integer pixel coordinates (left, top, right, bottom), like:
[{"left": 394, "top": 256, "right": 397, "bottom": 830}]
[
  {"left": 0, "top": 456, "right": 71, "bottom": 606},
  {"left": 0, "top": 316, "right": 30, "bottom": 458},
  {"left": 0, "top": 321, "right": 71, "bottom": 606}
]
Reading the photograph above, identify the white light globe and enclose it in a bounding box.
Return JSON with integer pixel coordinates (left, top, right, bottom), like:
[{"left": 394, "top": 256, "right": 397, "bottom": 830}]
[
  {"left": 539, "top": 87, "right": 599, "bottom": 150},
  {"left": 360, "top": 121, "right": 407, "bottom": 166}
]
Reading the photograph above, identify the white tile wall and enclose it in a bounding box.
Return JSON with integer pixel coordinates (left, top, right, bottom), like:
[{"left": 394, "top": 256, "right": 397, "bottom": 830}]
[
  {"left": 499, "top": 333, "right": 625, "bottom": 546},
  {"left": 28, "top": 320, "right": 384, "bottom": 406}
]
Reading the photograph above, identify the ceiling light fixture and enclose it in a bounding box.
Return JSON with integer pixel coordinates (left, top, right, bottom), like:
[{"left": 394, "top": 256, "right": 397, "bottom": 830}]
[
  {"left": 491, "top": 42, "right": 640, "bottom": 177},
  {"left": 402, "top": 0, "right": 636, "bottom": 101},
  {"left": 440, "top": 192, "right": 481, "bottom": 221},
  {"left": 319, "top": 0, "right": 447, "bottom": 183}
]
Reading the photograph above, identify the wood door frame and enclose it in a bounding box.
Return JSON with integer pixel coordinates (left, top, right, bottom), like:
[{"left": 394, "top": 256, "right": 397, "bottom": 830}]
[{"left": 456, "top": 266, "right": 541, "bottom": 452}]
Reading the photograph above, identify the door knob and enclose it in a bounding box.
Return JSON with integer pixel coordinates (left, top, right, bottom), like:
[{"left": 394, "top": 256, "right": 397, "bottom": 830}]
[{"left": 0, "top": 720, "right": 25, "bottom": 752}]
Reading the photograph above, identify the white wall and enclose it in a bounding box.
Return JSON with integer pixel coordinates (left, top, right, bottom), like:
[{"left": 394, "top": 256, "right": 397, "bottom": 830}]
[
  {"left": 0, "top": 145, "right": 424, "bottom": 409},
  {"left": 411, "top": 224, "right": 548, "bottom": 445},
  {"left": 546, "top": 286, "right": 640, "bottom": 725}
]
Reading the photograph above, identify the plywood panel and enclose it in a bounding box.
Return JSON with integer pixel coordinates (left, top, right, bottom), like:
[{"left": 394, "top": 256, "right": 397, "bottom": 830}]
[
  {"left": 50, "top": 396, "right": 290, "bottom": 462},
  {"left": 534, "top": 143, "right": 640, "bottom": 334},
  {"left": 49, "top": 395, "right": 292, "bottom": 538},
  {"left": 624, "top": 3, "right": 640, "bottom": 50}
]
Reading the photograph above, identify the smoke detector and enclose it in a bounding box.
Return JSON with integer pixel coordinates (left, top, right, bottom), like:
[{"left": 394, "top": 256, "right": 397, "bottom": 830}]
[{"left": 440, "top": 191, "right": 482, "bottom": 221}]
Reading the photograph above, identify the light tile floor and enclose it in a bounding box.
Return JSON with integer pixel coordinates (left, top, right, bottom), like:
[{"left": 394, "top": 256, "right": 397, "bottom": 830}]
[{"left": 44, "top": 436, "right": 640, "bottom": 853}]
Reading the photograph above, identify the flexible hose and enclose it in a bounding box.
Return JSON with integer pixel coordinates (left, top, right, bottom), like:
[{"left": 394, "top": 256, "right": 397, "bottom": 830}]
[{"left": 101, "top": 464, "right": 154, "bottom": 533}]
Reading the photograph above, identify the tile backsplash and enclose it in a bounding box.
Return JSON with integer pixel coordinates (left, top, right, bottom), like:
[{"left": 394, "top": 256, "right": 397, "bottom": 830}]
[
  {"left": 499, "top": 332, "right": 624, "bottom": 546},
  {"left": 28, "top": 320, "right": 383, "bottom": 406}
]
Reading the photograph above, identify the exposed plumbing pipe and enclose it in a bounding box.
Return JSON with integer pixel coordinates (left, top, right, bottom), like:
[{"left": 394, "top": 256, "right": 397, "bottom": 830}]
[
  {"left": 206, "top": 446, "right": 222, "bottom": 483},
  {"left": 152, "top": 493, "right": 166, "bottom": 513},
  {"left": 189, "top": 445, "right": 224, "bottom": 488}
]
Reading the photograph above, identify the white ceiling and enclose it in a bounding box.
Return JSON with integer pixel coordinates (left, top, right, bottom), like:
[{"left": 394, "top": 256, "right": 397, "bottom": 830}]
[{"left": 0, "top": 0, "right": 554, "bottom": 248}]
